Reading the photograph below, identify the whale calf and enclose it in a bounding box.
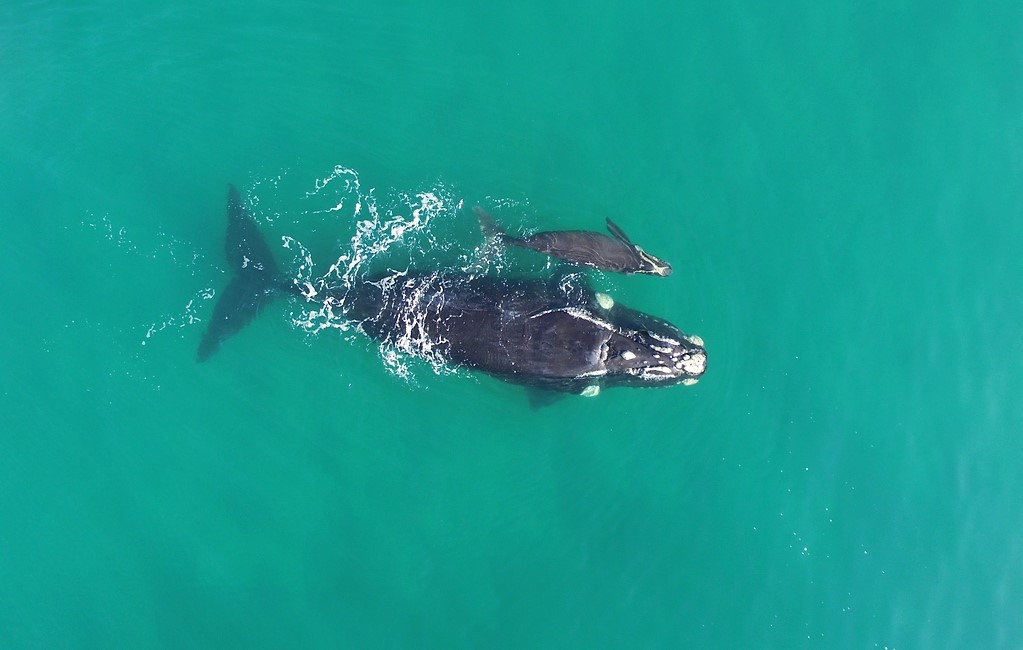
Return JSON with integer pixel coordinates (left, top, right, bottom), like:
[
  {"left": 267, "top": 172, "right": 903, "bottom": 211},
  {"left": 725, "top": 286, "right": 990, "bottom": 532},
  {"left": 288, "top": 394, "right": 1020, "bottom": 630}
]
[
  {"left": 474, "top": 206, "right": 672, "bottom": 276},
  {"left": 198, "top": 186, "right": 705, "bottom": 396}
]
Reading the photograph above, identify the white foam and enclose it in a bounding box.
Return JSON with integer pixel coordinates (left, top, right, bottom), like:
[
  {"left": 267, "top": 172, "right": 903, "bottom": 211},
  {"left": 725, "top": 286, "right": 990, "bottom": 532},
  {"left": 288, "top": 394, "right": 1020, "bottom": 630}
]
[
  {"left": 284, "top": 165, "right": 468, "bottom": 383},
  {"left": 141, "top": 287, "right": 216, "bottom": 346}
]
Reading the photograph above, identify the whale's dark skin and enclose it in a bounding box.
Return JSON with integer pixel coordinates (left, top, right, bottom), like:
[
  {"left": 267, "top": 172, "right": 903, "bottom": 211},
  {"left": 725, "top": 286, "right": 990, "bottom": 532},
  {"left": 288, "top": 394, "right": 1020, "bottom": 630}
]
[
  {"left": 199, "top": 186, "right": 706, "bottom": 395},
  {"left": 342, "top": 271, "right": 706, "bottom": 393},
  {"left": 474, "top": 206, "right": 672, "bottom": 277}
]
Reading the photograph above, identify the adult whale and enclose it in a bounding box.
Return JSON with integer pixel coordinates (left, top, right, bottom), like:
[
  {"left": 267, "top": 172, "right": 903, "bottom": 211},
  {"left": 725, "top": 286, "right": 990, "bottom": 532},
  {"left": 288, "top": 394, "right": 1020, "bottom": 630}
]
[
  {"left": 474, "top": 206, "right": 673, "bottom": 276},
  {"left": 198, "top": 186, "right": 706, "bottom": 396}
]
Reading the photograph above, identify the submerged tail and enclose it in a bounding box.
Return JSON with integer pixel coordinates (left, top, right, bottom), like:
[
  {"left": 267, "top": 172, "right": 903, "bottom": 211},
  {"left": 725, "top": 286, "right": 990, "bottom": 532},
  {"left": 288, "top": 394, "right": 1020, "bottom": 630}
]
[
  {"left": 473, "top": 206, "right": 517, "bottom": 245},
  {"left": 197, "top": 185, "right": 285, "bottom": 361}
]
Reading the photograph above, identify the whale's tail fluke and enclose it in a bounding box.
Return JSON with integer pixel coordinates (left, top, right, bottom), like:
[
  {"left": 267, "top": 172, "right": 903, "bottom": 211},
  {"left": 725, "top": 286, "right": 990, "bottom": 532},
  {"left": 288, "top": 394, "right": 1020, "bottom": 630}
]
[
  {"left": 473, "top": 206, "right": 519, "bottom": 246},
  {"left": 197, "top": 185, "right": 285, "bottom": 362}
]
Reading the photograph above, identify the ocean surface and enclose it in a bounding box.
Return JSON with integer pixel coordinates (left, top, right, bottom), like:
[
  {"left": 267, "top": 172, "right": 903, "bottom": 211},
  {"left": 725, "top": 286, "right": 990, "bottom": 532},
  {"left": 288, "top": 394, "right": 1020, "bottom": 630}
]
[{"left": 2, "top": 2, "right": 1021, "bottom": 648}]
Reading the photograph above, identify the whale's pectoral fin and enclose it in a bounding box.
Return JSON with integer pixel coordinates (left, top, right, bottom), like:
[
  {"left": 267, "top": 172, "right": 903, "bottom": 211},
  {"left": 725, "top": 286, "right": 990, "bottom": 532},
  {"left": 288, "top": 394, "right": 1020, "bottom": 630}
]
[{"left": 605, "top": 218, "right": 634, "bottom": 245}]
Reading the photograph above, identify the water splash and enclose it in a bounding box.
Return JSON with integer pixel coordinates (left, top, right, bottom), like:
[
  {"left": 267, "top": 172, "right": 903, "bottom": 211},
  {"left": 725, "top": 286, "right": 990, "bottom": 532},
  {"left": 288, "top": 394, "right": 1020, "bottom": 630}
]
[
  {"left": 141, "top": 287, "right": 217, "bottom": 346},
  {"left": 80, "top": 212, "right": 209, "bottom": 275},
  {"left": 283, "top": 165, "right": 474, "bottom": 382}
]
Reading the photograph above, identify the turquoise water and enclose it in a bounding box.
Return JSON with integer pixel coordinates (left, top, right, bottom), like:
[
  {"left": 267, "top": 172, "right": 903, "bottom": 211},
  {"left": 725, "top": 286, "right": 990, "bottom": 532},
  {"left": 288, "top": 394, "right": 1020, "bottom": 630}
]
[{"left": 2, "top": 2, "right": 1022, "bottom": 648}]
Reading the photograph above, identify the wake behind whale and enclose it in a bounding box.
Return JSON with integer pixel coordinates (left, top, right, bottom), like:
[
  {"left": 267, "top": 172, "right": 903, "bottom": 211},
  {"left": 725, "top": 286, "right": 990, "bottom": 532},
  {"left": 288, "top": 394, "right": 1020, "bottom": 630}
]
[{"left": 198, "top": 184, "right": 706, "bottom": 398}]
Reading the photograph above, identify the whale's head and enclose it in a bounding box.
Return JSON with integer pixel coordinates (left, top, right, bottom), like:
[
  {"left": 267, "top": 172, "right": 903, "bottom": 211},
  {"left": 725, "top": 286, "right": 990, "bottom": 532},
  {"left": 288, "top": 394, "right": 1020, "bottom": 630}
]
[
  {"left": 634, "top": 246, "right": 673, "bottom": 276},
  {"left": 599, "top": 304, "right": 706, "bottom": 387}
]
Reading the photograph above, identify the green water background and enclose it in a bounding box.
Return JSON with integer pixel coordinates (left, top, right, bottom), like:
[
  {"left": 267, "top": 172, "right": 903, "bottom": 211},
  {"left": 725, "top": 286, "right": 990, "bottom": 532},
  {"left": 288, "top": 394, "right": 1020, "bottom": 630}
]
[{"left": 2, "top": 2, "right": 1021, "bottom": 648}]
